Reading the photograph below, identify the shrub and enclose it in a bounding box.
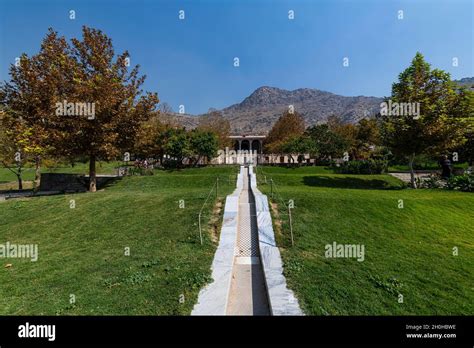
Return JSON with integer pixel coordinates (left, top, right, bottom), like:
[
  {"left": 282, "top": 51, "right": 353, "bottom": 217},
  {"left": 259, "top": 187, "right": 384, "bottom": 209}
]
[
  {"left": 446, "top": 174, "right": 474, "bottom": 192},
  {"left": 128, "top": 167, "right": 154, "bottom": 176},
  {"left": 335, "top": 160, "right": 388, "bottom": 174},
  {"left": 417, "top": 174, "right": 443, "bottom": 189}
]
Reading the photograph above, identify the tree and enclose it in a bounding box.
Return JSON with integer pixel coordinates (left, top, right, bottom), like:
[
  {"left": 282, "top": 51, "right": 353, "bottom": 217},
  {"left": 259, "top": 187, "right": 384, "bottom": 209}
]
[
  {"left": 280, "top": 136, "right": 314, "bottom": 164},
  {"left": 305, "top": 124, "right": 348, "bottom": 161},
  {"left": 452, "top": 87, "right": 474, "bottom": 166},
  {"left": 381, "top": 52, "right": 468, "bottom": 187},
  {"left": 133, "top": 111, "right": 166, "bottom": 159},
  {"left": 326, "top": 115, "right": 357, "bottom": 159},
  {"left": 1, "top": 27, "right": 159, "bottom": 191},
  {"left": 264, "top": 110, "right": 305, "bottom": 153},
  {"left": 0, "top": 50, "right": 55, "bottom": 190},
  {"left": 354, "top": 118, "right": 382, "bottom": 159},
  {"left": 189, "top": 129, "right": 219, "bottom": 166},
  {"left": 42, "top": 27, "right": 158, "bottom": 191},
  {"left": 162, "top": 128, "right": 191, "bottom": 167},
  {"left": 0, "top": 111, "right": 26, "bottom": 189},
  {"left": 197, "top": 110, "right": 231, "bottom": 149},
  {"left": 158, "top": 102, "right": 174, "bottom": 115}
]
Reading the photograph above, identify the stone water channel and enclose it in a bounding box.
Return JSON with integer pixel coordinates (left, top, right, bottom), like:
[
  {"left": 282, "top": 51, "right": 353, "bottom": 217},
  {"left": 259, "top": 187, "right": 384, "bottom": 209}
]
[
  {"left": 226, "top": 166, "right": 270, "bottom": 315},
  {"left": 192, "top": 165, "right": 302, "bottom": 316}
]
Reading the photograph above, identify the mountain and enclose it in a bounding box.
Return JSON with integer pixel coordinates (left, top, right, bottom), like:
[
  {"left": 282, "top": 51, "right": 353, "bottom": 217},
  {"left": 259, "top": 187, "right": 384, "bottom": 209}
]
[
  {"left": 218, "top": 86, "right": 384, "bottom": 134},
  {"left": 171, "top": 78, "right": 473, "bottom": 134},
  {"left": 454, "top": 77, "right": 474, "bottom": 89}
]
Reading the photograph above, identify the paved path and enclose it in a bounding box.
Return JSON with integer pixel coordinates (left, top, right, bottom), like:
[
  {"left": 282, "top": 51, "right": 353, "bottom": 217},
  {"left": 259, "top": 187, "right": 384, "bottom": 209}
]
[
  {"left": 226, "top": 167, "right": 270, "bottom": 315},
  {"left": 389, "top": 172, "right": 433, "bottom": 183}
]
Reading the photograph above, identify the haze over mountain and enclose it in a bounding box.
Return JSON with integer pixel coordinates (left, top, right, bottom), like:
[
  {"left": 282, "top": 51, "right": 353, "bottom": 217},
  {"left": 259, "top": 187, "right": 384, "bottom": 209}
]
[{"left": 169, "top": 77, "right": 473, "bottom": 134}]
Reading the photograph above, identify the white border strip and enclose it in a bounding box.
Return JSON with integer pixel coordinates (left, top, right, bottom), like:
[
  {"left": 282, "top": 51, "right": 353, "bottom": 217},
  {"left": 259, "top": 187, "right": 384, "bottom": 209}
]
[
  {"left": 248, "top": 165, "right": 304, "bottom": 315},
  {"left": 191, "top": 166, "right": 245, "bottom": 315}
]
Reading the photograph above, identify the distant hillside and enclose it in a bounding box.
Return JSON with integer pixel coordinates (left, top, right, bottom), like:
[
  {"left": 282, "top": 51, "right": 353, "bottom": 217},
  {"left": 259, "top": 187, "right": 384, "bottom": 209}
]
[
  {"left": 454, "top": 77, "right": 474, "bottom": 89},
  {"left": 217, "top": 86, "right": 383, "bottom": 134},
  {"left": 170, "top": 78, "right": 473, "bottom": 134},
  {"left": 162, "top": 112, "right": 199, "bottom": 129}
]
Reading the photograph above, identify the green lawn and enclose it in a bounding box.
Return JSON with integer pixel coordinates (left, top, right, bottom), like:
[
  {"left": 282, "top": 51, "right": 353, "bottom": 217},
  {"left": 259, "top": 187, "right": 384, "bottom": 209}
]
[
  {"left": 0, "top": 166, "right": 237, "bottom": 315},
  {"left": 0, "top": 161, "right": 121, "bottom": 184},
  {"left": 256, "top": 166, "right": 474, "bottom": 315}
]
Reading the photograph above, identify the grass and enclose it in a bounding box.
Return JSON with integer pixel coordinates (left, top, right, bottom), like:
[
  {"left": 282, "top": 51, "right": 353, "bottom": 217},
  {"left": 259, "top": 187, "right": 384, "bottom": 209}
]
[
  {"left": 0, "top": 166, "right": 238, "bottom": 315},
  {"left": 0, "top": 161, "right": 121, "bottom": 190},
  {"left": 388, "top": 162, "right": 469, "bottom": 172},
  {"left": 256, "top": 166, "right": 474, "bottom": 315}
]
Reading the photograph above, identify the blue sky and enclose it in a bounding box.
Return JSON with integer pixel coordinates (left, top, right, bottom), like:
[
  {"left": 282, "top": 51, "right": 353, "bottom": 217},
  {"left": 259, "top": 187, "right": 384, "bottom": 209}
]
[{"left": 0, "top": 0, "right": 472, "bottom": 114}]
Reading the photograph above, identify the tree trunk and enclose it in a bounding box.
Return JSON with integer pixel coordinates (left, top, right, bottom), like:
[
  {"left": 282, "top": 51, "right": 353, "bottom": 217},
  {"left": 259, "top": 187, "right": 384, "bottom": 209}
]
[
  {"left": 16, "top": 163, "right": 23, "bottom": 190},
  {"left": 409, "top": 152, "right": 417, "bottom": 189},
  {"left": 34, "top": 155, "right": 41, "bottom": 192},
  {"left": 194, "top": 155, "right": 202, "bottom": 167},
  {"left": 89, "top": 155, "right": 97, "bottom": 192},
  {"left": 16, "top": 173, "right": 23, "bottom": 190}
]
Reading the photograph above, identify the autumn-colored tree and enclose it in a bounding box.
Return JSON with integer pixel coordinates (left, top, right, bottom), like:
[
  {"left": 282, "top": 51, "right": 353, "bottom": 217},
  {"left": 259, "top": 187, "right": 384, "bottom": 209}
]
[
  {"left": 326, "top": 115, "right": 357, "bottom": 158},
  {"left": 2, "top": 27, "right": 158, "bottom": 191},
  {"left": 381, "top": 52, "right": 468, "bottom": 187},
  {"left": 264, "top": 110, "right": 305, "bottom": 153},
  {"left": 133, "top": 111, "right": 166, "bottom": 158},
  {"left": 0, "top": 51, "right": 55, "bottom": 190},
  {"left": 354, "top": 118, "right": 382, "bottom": 159},
  {"left": 38, "top": 27, "right": 158, "bottom": 191},
  {"left": 0, "top": 111, "right": 25, "bottom": 189},
  {"left": 158, "top": 102, "right": 180, "bottom": 127},
  {"left": 197, "top": 110, "right": 231, "bottom": 149}
]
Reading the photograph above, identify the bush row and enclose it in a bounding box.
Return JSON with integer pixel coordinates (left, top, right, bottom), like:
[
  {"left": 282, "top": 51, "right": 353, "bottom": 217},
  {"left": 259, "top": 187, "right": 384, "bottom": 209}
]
[{"left": 334, "top": 160, "right": 389, "bottom": 175}]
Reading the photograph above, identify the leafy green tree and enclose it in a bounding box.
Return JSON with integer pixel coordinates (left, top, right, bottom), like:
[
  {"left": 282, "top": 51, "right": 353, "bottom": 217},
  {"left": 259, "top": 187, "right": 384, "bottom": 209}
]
[
  {"left": 305, "top": 124, "right": 348, "bottom": 161},
  {"left": 162, "top": 128, "right": 191, "bottom": 167},
  {"left": 280, "top": 136, "right": 314, "bottom": 164},
  {"left": 381, "top": 52, "right": 468, "bottom": 187},
  {"left": 451, "top": 87, "right": 474, "bottom": 166},
  {"left": 189, "top": 129, "right": 219, "bottom": 166}
]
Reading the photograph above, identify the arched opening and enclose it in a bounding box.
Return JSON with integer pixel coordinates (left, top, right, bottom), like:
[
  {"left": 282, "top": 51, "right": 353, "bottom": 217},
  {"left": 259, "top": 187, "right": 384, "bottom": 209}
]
[
  {"left": 240, "top": 140, "right": 250, "bottom": 151},
  {"left": 251, "top": 140, "right": 261, "bottom": 154}
]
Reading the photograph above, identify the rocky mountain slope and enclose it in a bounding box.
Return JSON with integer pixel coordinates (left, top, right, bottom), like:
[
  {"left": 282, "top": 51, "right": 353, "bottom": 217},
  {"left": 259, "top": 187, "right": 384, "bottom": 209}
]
[
  {"left": 219, "top": 86, "right": 383, "bottom": 134},
  {"left": 171, "top": 78, "right": 472, "bottom": 134}
]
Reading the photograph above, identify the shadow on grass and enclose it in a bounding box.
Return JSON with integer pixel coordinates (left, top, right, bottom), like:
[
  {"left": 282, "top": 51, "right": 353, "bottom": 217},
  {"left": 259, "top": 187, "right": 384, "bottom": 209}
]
[
  {"left": 302, "top": 176, "right": 404, "bottom": 190},
  {"left": 98, "top": 176, "right": 122, "bottom": 190}
]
